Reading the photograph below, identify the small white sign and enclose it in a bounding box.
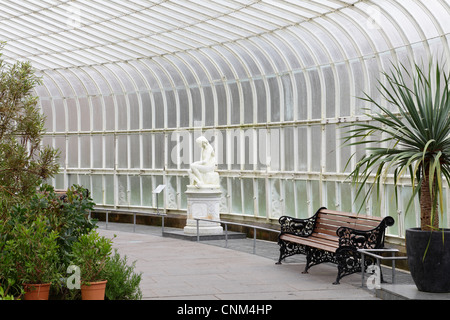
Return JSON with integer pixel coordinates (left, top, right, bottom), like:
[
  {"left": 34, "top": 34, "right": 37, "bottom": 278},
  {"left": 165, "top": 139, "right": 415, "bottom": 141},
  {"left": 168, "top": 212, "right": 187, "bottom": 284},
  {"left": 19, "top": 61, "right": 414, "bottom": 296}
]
[{"left": 153, "top": 184, "right": 166, "bottom": 194}]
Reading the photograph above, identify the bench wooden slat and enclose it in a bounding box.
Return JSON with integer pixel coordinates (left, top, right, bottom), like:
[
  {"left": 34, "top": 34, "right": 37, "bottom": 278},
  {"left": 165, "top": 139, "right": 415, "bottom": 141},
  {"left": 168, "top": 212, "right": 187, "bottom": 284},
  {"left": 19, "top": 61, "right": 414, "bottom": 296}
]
[
  {"left": 314, "top": 225, "right": 340, "bottom": 237},
  {"left": 280, "top": 234, "right": 338, "bottom": 252},
  {"left": 316, "top": 221, "right": 377, "bottom": 233},
  {"left": 319, "top": 209, "right": 383, "bottom": 221},
  {"left": 312, "top": 231, "right": 339, "bottom": 242},
  {"left": 317, "top": 213, "right": 382, "bottom": 227},
  {"left": 280, "top": 237, "right": 337, "bottom": 253},
  {"left": 316, "top": 217, "right": 381, "bottom": 232}
]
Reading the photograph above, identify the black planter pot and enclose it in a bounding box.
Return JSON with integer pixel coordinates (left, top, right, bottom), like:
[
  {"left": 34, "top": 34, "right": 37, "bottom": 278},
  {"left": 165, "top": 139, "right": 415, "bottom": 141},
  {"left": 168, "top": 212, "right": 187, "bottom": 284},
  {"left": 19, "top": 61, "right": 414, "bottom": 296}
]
[{"left": 406, "top": 228, "right": 450, "bottom": 293}]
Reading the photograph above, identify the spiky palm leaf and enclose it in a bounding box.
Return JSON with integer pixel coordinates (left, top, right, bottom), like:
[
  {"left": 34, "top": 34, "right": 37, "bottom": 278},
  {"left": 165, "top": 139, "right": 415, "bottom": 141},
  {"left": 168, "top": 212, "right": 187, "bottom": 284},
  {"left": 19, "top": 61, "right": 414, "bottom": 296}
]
[{"left": 344, "top": 60, "right": 450, "bottom": 231}]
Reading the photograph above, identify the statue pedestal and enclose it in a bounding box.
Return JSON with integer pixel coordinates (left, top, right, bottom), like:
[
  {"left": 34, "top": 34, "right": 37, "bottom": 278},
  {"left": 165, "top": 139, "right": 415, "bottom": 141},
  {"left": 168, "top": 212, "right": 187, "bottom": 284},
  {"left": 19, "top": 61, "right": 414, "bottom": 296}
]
[{"left": 183, "top": 185, "right": 223, "bottom": 235}]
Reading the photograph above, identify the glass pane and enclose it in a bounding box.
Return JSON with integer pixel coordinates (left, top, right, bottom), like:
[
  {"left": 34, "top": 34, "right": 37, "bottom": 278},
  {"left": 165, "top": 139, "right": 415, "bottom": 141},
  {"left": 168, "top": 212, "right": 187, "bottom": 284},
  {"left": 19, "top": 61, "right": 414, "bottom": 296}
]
[
  {"left": 154, "top": 133, "right": 165, "bottom": 169},
  {"left": 104, "top": 96, "right": 115, "bottom": 131},
  {"left": 141, "top": 92, "right": 152, "bottom": 129},
  {"left": 326, "top": 181, "right": 337, "bottom": 211},
  {"left": 310, "top": 125, "right": 322, "bottom": 172},
  {"left": 215, "top": 83, "right": 227, "bottom": 126},
  {"left": 91, "top": 96, "right": 103, "bottom": 131},
  {"left": 80, "top": 135, "right": 90, "bottom": 168},
  {"left": 203, "top": 85, "right": 214, "bottom": 127},
  {"left": 257, "top": 178, "right": 266, "bottom": 217},
  {"left": 117, "top": 175, "right": 128, "bottom": 206},
  {"left": 284, "top": 179, "right": 295, "bottom": 217},
  {"left": 284, "top": 127, "right": 294, "bottom": 171},
  {"left": 254, "top": 79, "right": 267, "bottom": 123},
  {"left": 129, "top": 175, "right": 141, "bottom": 206},
  {"left": 142, "top": 133, "right": 152, "bottom": 169},
  {"left": 104, "top": 135, "right": 114, "bottom": 168},
  {"left": 242, "top": 80, "right": 253, "bottom": 124},
  {"left": 270, "top": 179, "right": 282, "bottom": 218},
  {"left": 141, "top": 175, "right": 153, "bottom": 207},
  {"left": 282, "top": 74, "right": 293, "bottom": 121},
  {"left": 79, "top": 97, "right": 90, "bottom": 131},
  {"left": 268, "top": 76, "right": 280, "bottom": 122},
  {"left": 242, "top": 178, "right": 254, "bottom": 216},
  {"left": 104, "top": 175, "right": 115, "bottom": 205},
  {"left": 166, "top": 176, "right": 177, "bottom": 209},
  {"left": 326, "top": 124, "right": 336, "bottom": 173},
  {"left": 91, "top": 175, "right": 103, "bottom": 205},
  {"left": 129, "top": 92, "right": 140, "bottom": 130},
  {"left": 116, "top": 95, "right": 127, "bottom": 130},
  {"left": 92, "top": 135, "right": 102, "bottom": 168},
  {"left": 67, "top": 98, "right": 78, "bottom": 132},
  {"left": 68, "top": 136, "right": 78, "bottom": 168},
  {"left": 231, "top": 177, "right": 242, "bottom": 214},
  {"left": 117, "top": 135, "right": 127, "bottom": 168},
  {"left": 129, "top": 134, "right": 140, "bottom": 169}
]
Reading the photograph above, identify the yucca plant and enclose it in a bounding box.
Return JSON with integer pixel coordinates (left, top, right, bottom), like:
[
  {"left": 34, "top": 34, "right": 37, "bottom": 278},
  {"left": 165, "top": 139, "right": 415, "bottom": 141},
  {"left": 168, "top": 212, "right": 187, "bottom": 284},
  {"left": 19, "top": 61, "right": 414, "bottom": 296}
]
[{"left": 344, "top": 59, "right": 450, "bottom": 232}]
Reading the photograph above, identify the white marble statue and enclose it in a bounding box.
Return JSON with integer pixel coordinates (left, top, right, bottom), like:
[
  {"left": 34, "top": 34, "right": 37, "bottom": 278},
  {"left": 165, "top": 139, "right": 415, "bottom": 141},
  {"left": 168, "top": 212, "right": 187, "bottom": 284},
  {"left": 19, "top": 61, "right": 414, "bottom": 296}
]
[{"left": 188, "top": 136, "right": 220, "bottom": 188}]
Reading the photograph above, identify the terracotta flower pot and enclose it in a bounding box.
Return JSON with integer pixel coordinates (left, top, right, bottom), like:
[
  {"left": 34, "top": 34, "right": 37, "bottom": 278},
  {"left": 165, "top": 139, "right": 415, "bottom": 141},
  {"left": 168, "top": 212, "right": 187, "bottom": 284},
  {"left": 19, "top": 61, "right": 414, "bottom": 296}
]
[
  {"left": 81, "top": 280, "right": 107, "bottom": 300},
  {"left": 23, "top": 283, "right": 51, "bottom": 300}
]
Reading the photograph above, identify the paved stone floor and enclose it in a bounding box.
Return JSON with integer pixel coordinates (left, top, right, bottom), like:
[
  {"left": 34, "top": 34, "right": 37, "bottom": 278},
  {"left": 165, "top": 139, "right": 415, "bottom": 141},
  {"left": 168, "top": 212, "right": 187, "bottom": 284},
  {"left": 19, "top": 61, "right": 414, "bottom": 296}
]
[{"left": 97, "top": 221, "right": 450, "bottom": 301}]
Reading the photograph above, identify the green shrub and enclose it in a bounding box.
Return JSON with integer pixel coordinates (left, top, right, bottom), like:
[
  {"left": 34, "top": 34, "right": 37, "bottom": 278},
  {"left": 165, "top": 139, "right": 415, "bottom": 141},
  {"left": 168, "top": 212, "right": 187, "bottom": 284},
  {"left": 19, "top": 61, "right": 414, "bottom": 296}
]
[
  {"left": 7, "top": 184, "right": 97, "bottom": 265},
  {"left": 3, "top": 216, "right": 60, "bottom": 286},
  {"left": 71, "top": 231, "right": 113, "bottom": 284},
  {"left": 102, "top": 249, "right": 142, "bottom": 300},
  {"left": 0, "top": 283, "right": 15, "bottom": 300}
]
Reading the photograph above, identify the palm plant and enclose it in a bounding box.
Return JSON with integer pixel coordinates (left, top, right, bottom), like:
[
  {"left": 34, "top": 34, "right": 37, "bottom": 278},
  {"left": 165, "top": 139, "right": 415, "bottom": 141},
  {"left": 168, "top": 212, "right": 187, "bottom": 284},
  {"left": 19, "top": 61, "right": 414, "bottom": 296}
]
[{"left": 344, "top": 59, "right": 450, "bottom": 232}]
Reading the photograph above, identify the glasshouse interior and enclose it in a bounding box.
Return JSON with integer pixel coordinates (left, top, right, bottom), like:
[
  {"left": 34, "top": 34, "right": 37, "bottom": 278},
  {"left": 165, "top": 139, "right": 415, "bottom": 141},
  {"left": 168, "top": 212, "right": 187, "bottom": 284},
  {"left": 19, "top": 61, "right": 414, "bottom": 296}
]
[{"left": 1, "top": 0, "right": 450, "bottom": 300}]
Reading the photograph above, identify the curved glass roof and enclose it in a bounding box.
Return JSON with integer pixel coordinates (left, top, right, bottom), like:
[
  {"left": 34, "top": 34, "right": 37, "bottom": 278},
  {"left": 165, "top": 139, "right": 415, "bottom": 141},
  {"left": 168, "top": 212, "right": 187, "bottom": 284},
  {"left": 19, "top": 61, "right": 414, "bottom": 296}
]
[{"left": 2, "top": 0, "right": 448, "bottom": 70}]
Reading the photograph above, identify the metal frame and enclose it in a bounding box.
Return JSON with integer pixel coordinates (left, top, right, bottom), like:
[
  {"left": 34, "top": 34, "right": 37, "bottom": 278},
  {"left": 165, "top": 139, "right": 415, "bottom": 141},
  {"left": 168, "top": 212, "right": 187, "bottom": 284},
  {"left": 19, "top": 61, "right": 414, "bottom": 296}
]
[
  {"left": 96, "top": 207, "right": 167, "bottom": 234},
  {"left": 358, "top": 248, "right": 408, "bottom": 286}
]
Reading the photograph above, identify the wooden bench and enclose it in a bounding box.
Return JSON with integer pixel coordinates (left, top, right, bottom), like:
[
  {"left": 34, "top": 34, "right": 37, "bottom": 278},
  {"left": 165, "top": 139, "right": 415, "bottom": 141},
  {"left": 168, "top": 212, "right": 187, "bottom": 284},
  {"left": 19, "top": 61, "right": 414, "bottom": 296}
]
[{"left": 276, "top": 207, "right": 394, "bottom": 284}]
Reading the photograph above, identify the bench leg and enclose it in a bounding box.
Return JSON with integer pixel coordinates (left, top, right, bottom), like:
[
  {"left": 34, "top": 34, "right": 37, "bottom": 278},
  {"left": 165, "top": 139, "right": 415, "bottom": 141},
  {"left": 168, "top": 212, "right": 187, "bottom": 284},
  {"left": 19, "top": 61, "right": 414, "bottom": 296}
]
[
  {"left": 276, "top": 252, "right": 283, "bottom": 265},
  {"left": 334, "top": 246, "right": 361, "bottom": 285},
  {"left": 302, "top": 247, "right": 332, "bottom": 274},
  {"left": 276, "top": 240, "right": 307, "bottom": 265},
  {"left": 302, "top": 252, "right": 312, "bottom": 274},
  {"left": 276, "top": 241, "right": 286, "bottom": 265}
]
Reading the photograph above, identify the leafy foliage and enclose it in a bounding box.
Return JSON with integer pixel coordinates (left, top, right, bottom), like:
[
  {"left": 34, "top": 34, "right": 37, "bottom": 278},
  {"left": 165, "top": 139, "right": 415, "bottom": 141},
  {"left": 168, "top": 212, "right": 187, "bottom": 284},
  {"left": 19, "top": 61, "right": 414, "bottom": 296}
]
[
  {"left": 0, "top": 44, "right": 141, "bottom": 299},
  {"left": 71, "top": 231, "right": 113, "bottom": 283},
  {"left": 102, "top": 249, "right": 142, "bottom": 300},
  {"left": 2, "top": 216, "right": 60, "bottom": 285},
  {"left": 0, "top": 42, "right": 59, "bottom": 202},
  {"left": 7, "top": 184, "right": 97, "bottom": 265},
  {"left": 344, "top": 59, "right": 450, "bottom": 230}
]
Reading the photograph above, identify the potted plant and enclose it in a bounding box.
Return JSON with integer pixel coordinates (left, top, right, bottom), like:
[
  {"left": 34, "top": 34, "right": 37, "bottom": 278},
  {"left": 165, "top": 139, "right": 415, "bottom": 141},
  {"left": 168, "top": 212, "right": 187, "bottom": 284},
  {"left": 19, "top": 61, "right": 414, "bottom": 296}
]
[
  {"left": 344, "top": 59, "right": 450, "bottom": 293},
  {"left": 5, "top": 216, "right": 61, "bottom": 300},
  {"left": 71, "top": 230, "right": 113, "bottom": 300}
]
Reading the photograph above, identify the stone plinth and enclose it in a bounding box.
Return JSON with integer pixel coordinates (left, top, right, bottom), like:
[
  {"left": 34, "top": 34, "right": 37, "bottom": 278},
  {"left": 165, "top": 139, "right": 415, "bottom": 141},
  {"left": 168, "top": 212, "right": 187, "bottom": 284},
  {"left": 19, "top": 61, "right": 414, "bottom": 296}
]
[{"left": 183, "top": 185, "right": 223, "bottom": 235}]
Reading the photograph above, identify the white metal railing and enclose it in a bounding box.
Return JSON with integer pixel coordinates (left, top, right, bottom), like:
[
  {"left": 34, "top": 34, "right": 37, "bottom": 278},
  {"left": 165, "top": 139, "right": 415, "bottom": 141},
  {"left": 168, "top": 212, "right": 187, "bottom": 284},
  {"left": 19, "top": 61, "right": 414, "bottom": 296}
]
[
  {"left": 93, "top": 207, "right": 167, "bottom": 233},
  {"left": 91, "top": 208, "right": 280, "bottom": 255},
  {"left": 194, "top": 218, "right": 280, "bottom": 254}
]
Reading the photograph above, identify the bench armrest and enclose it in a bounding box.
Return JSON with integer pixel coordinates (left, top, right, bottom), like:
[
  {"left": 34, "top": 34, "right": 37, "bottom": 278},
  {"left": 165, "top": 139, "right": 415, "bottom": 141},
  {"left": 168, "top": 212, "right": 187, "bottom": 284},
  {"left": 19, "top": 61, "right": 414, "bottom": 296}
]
[
  {"left": 336, "top": 216, "right": 394, "bottom": 249},
  {"left": 336, "top": 227, "right": 381, "bottom": 249},
  {"left": 278, "top": 215, "right": 315, "bottom": 237}
]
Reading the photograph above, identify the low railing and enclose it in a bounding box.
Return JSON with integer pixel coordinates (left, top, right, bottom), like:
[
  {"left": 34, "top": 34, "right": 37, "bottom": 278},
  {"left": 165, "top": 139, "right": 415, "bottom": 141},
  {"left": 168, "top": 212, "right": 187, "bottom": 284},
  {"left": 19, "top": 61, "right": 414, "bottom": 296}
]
[
  {"left": 194, "top": 218, "right": 280, "bottom": 254},
  {"left": 93, "top": 207, "right": 167, "bottom": 233},
  {"left": 91, "top": 208, "right": 280, "bottom": 256}
]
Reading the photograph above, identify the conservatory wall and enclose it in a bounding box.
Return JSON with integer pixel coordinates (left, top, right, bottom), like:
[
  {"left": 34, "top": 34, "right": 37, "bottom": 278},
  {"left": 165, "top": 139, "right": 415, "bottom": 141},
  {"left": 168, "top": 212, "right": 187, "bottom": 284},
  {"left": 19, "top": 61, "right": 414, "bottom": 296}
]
[{"left": 26, "top": 1, "right": 450, "bottom": 238}]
